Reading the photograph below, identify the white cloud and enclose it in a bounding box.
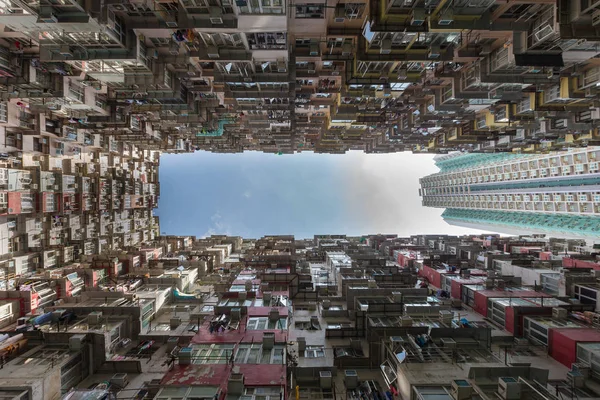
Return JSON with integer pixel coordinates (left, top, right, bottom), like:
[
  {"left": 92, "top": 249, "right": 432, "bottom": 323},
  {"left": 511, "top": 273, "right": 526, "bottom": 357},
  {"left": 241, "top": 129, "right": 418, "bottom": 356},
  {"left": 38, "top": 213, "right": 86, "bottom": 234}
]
[
  {"left": 210, "top": 212, "right": 222, "bottom": 223},
  {"left": 337, "top": 151, "right": 494, "bottom": 236},
  {"left": 243, "top": 190, "right": 252, "bottom": 198},
  {"left": 202, "top": 211, "right": 232, "bottom": 238}
]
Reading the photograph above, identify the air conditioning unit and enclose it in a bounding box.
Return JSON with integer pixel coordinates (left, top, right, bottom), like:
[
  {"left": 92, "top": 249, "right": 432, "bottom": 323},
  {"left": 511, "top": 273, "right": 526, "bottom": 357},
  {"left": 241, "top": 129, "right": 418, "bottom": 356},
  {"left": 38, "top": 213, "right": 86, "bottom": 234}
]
[
  {"left": 269, "top": 309, "right": 280, "bottom": 321},
  {"left": 345, "top": 370, "right": 359, "bottom": 390},
  {"left": 31, "top": 184, "right": 38, "bottom": 190},
  {"left": 110, "top": 373, "right": 128, "bottom": 388},
  {"left": 209, "top": 7, "right": 223, "bottom": 24},
  {"left": 228, "top": 374, "right": 245, "bottom": 395},
  {"left": 87, "top": 310, "right": 103, "bottom": 325},
  {"left": 342, "top": 43, "right": 352, "bottom": 56},
  {"left": 207, "top": 46, "right": 220, "bottom": 59},
  {"left": 165, "top": 21, "right": 178, "bottom": 28},
  {"left": 170, "top": 317, "right": 181, "bottom": 329},
  {"left": 263, "top": 332, "right": 275, "bottom": 349},
  {"left": 262, "top": 291, "right": 272, "bottom": 303},
  {"left": 429, "top": 46, "right": 441, "bottom": 59},
  {"left": 319, "top": 371, "right": 332, "bottom": 389},
  {"left": 498, "top": 377, "right": 522, "bottom": 400},
  {"left": 380, "top": 39, "right": 392, "bottom": 55},
  {"left": 553, "top": 307, "right": 568, "bottom": 319},
  {"left": 554, "top": 119, "right": 567, "bottom": 129},
  {"left": 397, "top": 67, "right": 408, "bottom": 80},
  {"left": 438, "top": 9, "right": 454, "bottom": 25},
  {"left": 451, "top": 380, "right": 473, "bottom": 400},
  {"left": 334, "top": 6, "right": 346, "bottom": 23},
  {"left": 231, "top": 307, "right": 241, "bottom": 321},
  {"left": 69, "top": 334, "right": 86, "bottom": 351},
  {"left": 412, "top": 9, "right": 426, "bottom": 25},
  {"left": 310, "top": 44, "right": 319, "bottom": 56},
  {"left": 37, "top": 6, "right": 58, "bottom": 23},
  {"left": 277, "top": 61, "right": 287, "bottom": 72}
]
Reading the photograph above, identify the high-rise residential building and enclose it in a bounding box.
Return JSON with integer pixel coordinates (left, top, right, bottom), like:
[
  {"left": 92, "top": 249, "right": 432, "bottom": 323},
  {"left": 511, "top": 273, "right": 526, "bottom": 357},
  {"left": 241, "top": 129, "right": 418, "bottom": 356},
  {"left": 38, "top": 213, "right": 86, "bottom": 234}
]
[
  {"left": 0, "top": 2, "right": 598, "bottom": 154},
  {"left": 419, "top": 148, "right": 600, "bottom": 238},
  {"left": 0, "top": 233, "right": 596, "bottom": 400},
  {"left": 1, "top": 4, "right": 600, "bottom": 399}
]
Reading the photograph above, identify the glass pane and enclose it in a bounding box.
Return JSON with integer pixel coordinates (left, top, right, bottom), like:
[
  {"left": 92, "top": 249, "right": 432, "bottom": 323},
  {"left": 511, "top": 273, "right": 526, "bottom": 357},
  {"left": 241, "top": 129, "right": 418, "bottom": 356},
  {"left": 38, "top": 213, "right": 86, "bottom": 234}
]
[
  {"left": 236, "top": 347, "right": 249, "bottom": 363},
  {"left": 248, "top": 348, "right": 260, "bottom": 363},
  {"left": 261, "top": 350, "right": 271, "bottom": 363}
]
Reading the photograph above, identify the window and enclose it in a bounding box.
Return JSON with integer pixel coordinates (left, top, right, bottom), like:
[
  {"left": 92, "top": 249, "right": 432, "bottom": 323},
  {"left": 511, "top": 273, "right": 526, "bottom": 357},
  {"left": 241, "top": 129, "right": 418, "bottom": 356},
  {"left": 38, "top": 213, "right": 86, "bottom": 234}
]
[
  {"left": 239, "top": 0, "right": 285, "bottom": 14},
  {"left": 125, "top": 3, "right": 154, "bottom": 17},
  {"left": 68, "top": 82, "right": 84, "bottom": 102},
  {"left": 296, "top": 4, "right": 324, "bottom": 18},
  {"left": 247, "top": 32, "right": 287, "bottom": 50},
  {"left": 235, "top": 343, "right": 286, "bottom": 364},
  {"left": 200, "top": 32, "right": 244, "bottom": 48},
  {"left": 0, "top": 102, "right": 6, "bottom": 123},
  {"left": 304, "top": 345, "right": 325, "bottom": 358},
  {"left": 191, "top": 344, "right": 235, "bottom": 364},
  {"left": 155, "top": 386, "right": 219, "bottom": 400},
  {"left": 326, "top": 38, "right": 352, "bottom": 48},
  {"left": 357, "top": 61, "right": 391, "bottom": 75},
  {"left": 216, "top": 62, "right": 252, "bottom": 76},
  {"left": 181, "top": 0, "right": 234, "bottom": 14},
  {"left": 413, "top": 386, "right": 453, "bottom": 400},
  {"left": 242, "top": 387, "right": 282, "bottom": 400},
  {"left": 163, "top": 70, "right": 172, "bottom": 88},
  {"left": 246, "top": 316, "right": 287, "bottom": 330},
  {"left": 295, "top": 38, "right": 313, "bottom": 47},
  {"left": 106, "top": 10, "right": 125, "bottom": 44},
  {"left": 149, "top": 37, "right": 172, "bottom": 47}
]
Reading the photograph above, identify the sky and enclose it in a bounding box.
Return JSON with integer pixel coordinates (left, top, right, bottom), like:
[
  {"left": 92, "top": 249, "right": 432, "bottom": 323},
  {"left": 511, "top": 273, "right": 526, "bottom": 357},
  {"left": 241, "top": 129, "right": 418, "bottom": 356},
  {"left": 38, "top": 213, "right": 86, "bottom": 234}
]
[{"left": 156, "top": 151, "right": 495, "bottom": 239}]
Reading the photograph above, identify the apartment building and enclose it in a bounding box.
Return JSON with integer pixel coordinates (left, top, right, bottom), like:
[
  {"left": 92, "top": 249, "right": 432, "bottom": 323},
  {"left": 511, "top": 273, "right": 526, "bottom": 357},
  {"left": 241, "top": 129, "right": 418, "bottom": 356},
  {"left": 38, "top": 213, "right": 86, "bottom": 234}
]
[
  {"left": 0, "top": 234, "right": 596, "bottom": 399},
  {"left": 419, "top": 148, "right": 600, "bottom": 238},
  {"left": 0, "top": 2, "right": 596, "bottom": 155}
]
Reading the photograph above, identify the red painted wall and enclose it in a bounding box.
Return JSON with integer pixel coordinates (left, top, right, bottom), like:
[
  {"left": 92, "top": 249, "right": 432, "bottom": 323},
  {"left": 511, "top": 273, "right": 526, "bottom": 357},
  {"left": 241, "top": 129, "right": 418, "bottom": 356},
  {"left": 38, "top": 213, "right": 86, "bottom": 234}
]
[
  {"left": 397, "top": 253, "right": 407, "bottom": 267},
  {"left": 7, "top": 192, "right": 21, "bottom": 214},
  {"left": 422, "top": 265, "right": 442, "bottom": 288},
  {"left": 563, "top": 258, "right": 600, "bottom": 271},
  {"left": 474, "top": 291, "right": 488, "bottom": 317},
  {"left": 549, "top": 328, "right": 600, "bottom": 367},
  {"left": 505, "top": 307, "right": 515, "bottom": 334},
  {"left": 451, "top": 280, "right": 461, "bottom": 300}
]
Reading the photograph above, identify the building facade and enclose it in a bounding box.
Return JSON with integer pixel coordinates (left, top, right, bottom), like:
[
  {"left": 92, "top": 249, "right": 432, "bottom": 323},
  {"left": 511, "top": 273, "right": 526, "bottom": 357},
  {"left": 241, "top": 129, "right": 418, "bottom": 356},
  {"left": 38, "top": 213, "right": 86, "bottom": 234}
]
[
  {"left": 0, "top": 233, "right": 595, "bottom": 400},
  {"left": 0, "top": 2, "right": 597, "bottom": 155},
  {"left": 420, "top": 148, "right": 600, "bottom": 238}
]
